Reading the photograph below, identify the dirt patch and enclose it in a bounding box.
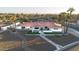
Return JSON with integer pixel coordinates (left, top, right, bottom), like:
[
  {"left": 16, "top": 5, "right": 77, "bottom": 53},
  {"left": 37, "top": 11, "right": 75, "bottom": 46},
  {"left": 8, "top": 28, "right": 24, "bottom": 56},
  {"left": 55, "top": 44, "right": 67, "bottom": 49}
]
[
  {"left": 69, "top": 45, "right": 79, "bottom": 51},
  {"left": 25, "top": 38, "right": 47, "bottom": 46},
  {"left": 0, "top": 41, "right": 21, "bottom": 50}
]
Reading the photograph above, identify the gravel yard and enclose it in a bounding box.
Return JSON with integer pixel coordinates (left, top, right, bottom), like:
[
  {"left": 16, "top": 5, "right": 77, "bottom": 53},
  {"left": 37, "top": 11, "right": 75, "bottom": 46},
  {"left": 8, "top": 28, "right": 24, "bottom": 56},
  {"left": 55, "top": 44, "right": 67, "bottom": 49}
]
[
  {"left": 0, "top": 30, "right": 22, "bottom": 50},
  {"left": 0, "top": 30, "right": 56, "bottom": 51},
  {"left": 46, "top": 34, "right": 79, "bottom": 46},
  {"left": 0, "top": 41, "right": 21, "bottom": 50},
  {"left": 22, "top": 36, "right": 56, "bottom": 51}
]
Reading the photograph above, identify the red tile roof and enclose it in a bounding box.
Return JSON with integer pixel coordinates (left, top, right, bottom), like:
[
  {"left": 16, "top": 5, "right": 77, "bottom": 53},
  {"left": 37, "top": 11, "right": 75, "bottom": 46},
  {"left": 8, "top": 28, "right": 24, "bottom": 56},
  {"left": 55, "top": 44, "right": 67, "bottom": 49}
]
[{"left": 19, "top": 22, "right": 62, "bottom": 28}]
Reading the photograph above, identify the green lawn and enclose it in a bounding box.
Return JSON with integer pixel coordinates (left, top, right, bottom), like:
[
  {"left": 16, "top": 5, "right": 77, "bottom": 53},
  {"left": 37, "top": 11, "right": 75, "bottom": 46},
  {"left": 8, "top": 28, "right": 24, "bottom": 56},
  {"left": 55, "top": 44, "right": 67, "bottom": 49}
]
[
  {"left": 26, "top": 30, "right": 62, "bottom": 34},
  {"left": 44, "top": 32, "right": 62, "bottom": 34},
  {"left": 29, "top": 32, "right": 40, "bottom": 34},
  {"left": 27, "top": 31, "right": 40, "bottom": 34}
]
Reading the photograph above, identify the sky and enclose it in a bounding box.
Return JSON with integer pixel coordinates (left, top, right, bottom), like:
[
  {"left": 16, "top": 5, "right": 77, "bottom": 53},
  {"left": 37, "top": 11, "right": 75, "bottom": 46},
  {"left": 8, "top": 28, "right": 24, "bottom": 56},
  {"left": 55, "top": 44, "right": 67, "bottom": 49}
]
[
  {"left": 0, "top": 7, "right": 79, "bottom": 14},
  {"left": 0, "top": 0, "right": 79, "bottom": 14}
]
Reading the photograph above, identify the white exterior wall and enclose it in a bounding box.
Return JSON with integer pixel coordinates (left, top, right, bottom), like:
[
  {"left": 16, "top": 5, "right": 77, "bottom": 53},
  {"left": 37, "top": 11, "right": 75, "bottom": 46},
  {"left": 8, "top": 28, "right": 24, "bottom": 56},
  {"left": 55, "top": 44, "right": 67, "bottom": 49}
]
[
  {"left": 1, "top": 22, "right": 21, "bottom": 30},
  {"left": 15, "top": 26, "right": 22, "bottom": 29},
  {"left": 31, "top": 27, "right": 63, "bottom": 32},
  {"left": 16, "top": 26, "right": 30, "bottom": 29},
  {"left": 1, "top": 25, "right": 11, "bottom": 31},
  {"left": 31, "top": 27, "right": 40, "bottom": 32},
  {"left": 42, "top": 30, "right": 53, "bottom": 33},
  {"left": 50, "top": 28, "right": 62, "bottom": 32},
  {"left": 15, "top": 25, "right": 63, "bottom": 33}
]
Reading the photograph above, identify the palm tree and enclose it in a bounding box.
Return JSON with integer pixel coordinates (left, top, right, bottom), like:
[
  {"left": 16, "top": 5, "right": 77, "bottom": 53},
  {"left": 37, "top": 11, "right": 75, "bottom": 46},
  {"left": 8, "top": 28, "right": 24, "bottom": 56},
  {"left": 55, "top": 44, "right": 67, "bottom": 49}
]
[
  {"left": 67, "top": 7, "right": 75, "bottom": 22},
  {"left": 58, "top": 12, "right": 69, "bottom": 34},
  {"left": 67, "top": 7, "right": 75, "bottom": 15},
  {"left": 67, "top": 7, "right": 75, "bottom": 30}
]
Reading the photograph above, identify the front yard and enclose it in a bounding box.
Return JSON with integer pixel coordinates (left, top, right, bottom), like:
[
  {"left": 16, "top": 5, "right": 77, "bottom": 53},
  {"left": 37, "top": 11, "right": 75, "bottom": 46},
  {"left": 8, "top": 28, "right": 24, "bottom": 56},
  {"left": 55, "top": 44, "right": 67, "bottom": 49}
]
[
  {"left": 0, "top": 30, "right": 57, "bottom": 51},
  {"left": 22, "top": 36, "right": 56, "bottom": 51},
  {"left": 46, "top": 34, "right": 79, "bottom": 46},
  {"left": 1, "top": 29, "right": 78, "bottom": 51}
]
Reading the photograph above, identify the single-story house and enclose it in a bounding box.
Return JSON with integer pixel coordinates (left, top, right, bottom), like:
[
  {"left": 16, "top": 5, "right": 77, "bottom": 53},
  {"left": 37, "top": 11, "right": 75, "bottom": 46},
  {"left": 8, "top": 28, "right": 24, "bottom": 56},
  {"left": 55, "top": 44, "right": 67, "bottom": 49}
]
[
  {"left": 1, "top": 22, "right": 20, "bottom": 31},
  {"left": 16, "top": 21, "right": 63, "bottom": 33}
]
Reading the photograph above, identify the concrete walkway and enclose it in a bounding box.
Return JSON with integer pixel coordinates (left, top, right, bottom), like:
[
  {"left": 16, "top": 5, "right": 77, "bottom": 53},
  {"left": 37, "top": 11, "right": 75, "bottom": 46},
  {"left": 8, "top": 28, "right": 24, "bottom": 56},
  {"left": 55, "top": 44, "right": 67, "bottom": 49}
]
[
  {"left": 57, "top": 41, "right": 79, "bottom": 51},
  {"left": 39, "top": 31, "right": 63, "bottom": 50},
  {"left": 68, "top": 28, "right": 79, "bottom": 38},
  {"left": 39, "top": 35, "right": 63, "bottom": 50}
]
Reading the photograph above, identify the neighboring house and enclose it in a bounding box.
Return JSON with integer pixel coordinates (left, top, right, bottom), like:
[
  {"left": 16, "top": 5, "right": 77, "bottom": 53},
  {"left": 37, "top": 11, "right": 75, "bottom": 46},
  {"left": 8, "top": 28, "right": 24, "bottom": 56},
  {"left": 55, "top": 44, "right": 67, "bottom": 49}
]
[
  {"left": 1, "top": 22, "right": 20, "bottom": 31},
  {"left": 17, "top": 21, "right": 63, "bottom": 33}
]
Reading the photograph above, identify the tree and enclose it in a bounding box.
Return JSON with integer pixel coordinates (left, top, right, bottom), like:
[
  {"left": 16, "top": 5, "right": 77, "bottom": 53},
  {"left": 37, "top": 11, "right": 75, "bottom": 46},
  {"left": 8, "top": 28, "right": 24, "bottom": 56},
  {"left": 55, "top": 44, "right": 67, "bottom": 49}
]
[
  {"left": 67, "top": 7, "right": 75, "bottom": 15},
  {"left": 67, "top": 7, "right": 75, "bottom": 22},
  {"left": 9, "top": 15, "right": 17, "bottom": 29},
  {"left": 16, "top": 18, "right": 29, "bottom": 23},
  {"left": 58, "top": 12, "right": 69, "bottom": 34}
]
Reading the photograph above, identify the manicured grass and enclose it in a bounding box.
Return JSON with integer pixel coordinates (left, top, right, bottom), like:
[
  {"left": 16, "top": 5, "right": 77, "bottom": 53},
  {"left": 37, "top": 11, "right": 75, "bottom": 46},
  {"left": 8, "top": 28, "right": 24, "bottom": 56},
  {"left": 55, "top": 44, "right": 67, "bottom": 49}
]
[
  {"left": 44, "top": 32, "right": 62, "bottom": 34},
  {"left": 28, "top": 32, "right": 39, "bottom": 34},
  {"left": 26, "top": 30, "right": 62, "bottom": 34},
  {"left": 26, "top": 30, "right": 40, "bottom": 34},
  {"left": 27, "top": 32, "right": 40, "bottom": 34}
]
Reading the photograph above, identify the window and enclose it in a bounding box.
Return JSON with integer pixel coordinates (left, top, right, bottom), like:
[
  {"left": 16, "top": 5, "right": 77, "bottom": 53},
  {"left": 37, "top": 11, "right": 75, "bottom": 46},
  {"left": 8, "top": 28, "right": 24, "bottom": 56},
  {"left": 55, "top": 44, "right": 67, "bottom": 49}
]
[
  {"left": 54, "top": 28, "right": 58, "bottom": 30},
  {"left": 22, "top": 26, "right": 25, "bottom": 29},
  {"left": 35, "top": 27, "right": 39, "bottom": 29}
]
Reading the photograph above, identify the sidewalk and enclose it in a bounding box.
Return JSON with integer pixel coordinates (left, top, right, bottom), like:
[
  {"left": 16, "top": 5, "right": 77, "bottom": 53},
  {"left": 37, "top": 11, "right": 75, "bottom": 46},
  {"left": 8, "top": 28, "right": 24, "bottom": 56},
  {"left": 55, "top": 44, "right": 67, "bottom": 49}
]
[{"left": 39, "top": 34, "right": 63, "bottom": 50}]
